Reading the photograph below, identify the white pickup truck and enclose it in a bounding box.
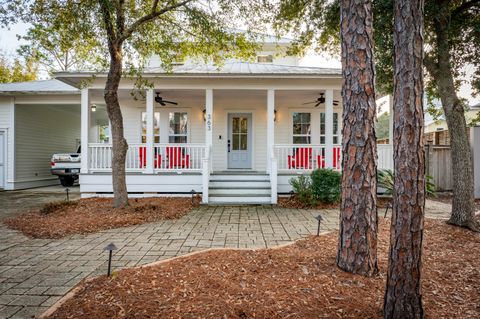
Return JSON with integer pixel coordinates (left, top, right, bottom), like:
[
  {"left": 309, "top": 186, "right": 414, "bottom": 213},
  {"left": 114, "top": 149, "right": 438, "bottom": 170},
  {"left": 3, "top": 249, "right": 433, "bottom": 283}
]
[{"left": 50, "top": 146, "right": 81, "bottom": 187}]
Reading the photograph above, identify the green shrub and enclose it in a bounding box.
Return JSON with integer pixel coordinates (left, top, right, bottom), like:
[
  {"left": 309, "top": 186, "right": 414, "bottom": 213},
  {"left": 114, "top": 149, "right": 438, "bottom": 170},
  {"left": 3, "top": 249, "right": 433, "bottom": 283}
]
[
  {"left": 289, "top": 175, "right": 316, "bottom": 206},
  {"left": 311, "top": 169, "right": 342, "bottom": 203},
  {"left": 377, "top": 169, "right": 436, "bottom": 197}
]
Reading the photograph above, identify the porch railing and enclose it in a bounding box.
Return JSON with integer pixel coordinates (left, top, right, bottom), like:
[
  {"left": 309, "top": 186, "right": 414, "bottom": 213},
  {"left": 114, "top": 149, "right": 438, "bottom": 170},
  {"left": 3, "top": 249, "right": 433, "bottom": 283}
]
[
  {"left": 88, "top": 143, "right": 207, "bottom": 173},
  {"left": 153, "top": 144, "right": 208, "bottom": 172},
  {"left": 273, "top": 144, "right": 342, "bottom": 172}
]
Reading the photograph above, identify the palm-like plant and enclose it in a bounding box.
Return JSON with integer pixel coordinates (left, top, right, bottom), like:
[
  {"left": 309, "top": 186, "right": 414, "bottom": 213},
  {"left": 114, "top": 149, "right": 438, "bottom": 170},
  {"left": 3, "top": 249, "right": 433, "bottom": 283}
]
[{"left": 378, "top": 169, "right": 436, "bottom": 197}]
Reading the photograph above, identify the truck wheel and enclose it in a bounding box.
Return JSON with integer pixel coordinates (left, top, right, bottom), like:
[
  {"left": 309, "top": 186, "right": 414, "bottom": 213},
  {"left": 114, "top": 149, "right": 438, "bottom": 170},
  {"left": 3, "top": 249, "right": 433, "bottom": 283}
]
[{"left": 60, "top": 176, "right": 74, "bottom": 187}]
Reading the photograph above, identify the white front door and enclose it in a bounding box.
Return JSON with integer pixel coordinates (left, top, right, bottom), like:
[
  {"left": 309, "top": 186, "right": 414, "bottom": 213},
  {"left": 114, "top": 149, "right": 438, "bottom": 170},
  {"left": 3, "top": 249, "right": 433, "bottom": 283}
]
[
  {"left": 0, "top": 132, "right": 5, "bottom": 188},
  {"left": 228, "top": 113, "right": 252, "bottom": 169}
]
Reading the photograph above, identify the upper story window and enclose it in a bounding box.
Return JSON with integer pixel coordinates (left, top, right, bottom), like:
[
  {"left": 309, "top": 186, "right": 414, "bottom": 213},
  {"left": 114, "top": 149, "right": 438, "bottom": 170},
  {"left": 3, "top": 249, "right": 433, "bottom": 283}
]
[
  {"left": 141, "top": 112, "right": 160, "bottom": 143},
  {"left": 169, "top": 112, "right": 188, "bottom": 143},
  {"left": 257, "top": 54, "right": 273, "bottom": 63},
  {"left": 292, "top": 112, "right": 311, "bottom": 144},
  {"left": 320, "top": 112, "right": 340, "bottom": 144}
]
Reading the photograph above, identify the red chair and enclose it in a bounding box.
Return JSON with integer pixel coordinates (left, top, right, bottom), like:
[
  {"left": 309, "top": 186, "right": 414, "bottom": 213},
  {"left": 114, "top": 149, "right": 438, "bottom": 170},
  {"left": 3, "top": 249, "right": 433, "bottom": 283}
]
[
  {"left": 288, "top": 148, "right": 312, "bottom": 169},
  {"left": 166, "top": 146, "right": 190, "bottom": 169},
  {"left": 316, "top": 147, "right": 341, "bottom": 169},
  {"left": 139, "top": 147, "right": 162, "bottom": 169}
]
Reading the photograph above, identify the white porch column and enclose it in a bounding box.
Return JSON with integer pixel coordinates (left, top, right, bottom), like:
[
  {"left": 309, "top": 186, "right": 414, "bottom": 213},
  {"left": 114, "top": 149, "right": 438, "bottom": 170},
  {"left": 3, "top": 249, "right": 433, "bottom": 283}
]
[
  {"left": 205, "top": 89, "right": 213, "bottom": 150},
  {"left": 80, "top": 88, "right": 90, "bottom": 174},
  {"left": 145, "top": 89, "right": 155, "bottom": 173},
  {"left": 267, "top": 89, "right": 275, "bottom": 173},
  {"left": 325, "top": 89, "right": 334, "bottom": 168},
  {"left": 203, "top": 89, "right": 213, "bottom": 203}
]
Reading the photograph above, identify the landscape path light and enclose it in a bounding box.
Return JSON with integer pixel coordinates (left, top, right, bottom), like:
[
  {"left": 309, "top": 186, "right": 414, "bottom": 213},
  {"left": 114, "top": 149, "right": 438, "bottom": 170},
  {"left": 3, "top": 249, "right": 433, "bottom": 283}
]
[
  {"left": 315, "top": 215, "right": 323, "bottom": 236},
  {"left": 104, "top": 243, "right": 118, "bottom": 277}
]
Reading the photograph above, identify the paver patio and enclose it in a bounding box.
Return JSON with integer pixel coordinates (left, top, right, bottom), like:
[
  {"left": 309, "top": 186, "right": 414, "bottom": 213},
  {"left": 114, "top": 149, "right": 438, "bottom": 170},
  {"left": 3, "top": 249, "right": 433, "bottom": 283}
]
[{"left": 0, "top": 198, "right": 451, "bottom": 319}]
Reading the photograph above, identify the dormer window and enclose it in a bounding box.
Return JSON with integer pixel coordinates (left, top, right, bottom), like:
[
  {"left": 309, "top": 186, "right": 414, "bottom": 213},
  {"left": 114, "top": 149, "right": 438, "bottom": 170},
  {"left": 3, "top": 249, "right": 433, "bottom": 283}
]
[{"left": 257, "top": 55, "right": 273, "bottom": 63}]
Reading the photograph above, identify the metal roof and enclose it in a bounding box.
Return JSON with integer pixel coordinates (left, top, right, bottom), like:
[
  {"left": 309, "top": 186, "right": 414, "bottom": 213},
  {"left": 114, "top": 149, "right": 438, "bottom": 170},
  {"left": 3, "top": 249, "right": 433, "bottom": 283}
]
[
  {"left": 55, "top": 62, "right": 341, "bottom": 79},
  {"left": 153, "top": 62, "right": 342, "bottom": 76},
  {"left": 0, "top": 79, "right": 79, "bottom": 95}
]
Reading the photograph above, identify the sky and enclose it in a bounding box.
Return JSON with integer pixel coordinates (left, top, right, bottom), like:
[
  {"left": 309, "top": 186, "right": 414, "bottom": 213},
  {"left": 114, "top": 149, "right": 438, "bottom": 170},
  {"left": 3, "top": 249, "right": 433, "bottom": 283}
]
[{"left": 0, "top": 23, "right": 478, "bottom": 106}]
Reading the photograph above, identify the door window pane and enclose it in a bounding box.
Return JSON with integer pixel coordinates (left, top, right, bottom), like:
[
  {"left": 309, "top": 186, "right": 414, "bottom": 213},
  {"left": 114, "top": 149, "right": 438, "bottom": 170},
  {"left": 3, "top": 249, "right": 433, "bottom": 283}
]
[
  {"left": 168, "top": 112, "right": 188, "bottom": 143},
  {"left": 232, "top": 116, "right": 248, "bottom": 150}
]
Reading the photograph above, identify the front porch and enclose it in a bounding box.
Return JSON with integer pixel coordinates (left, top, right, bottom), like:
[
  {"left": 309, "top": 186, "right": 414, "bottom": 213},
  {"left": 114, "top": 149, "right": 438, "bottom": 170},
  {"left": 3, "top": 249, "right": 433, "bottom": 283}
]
[{"left": 80, "top": 86, "right": 355, "bottom": 203}]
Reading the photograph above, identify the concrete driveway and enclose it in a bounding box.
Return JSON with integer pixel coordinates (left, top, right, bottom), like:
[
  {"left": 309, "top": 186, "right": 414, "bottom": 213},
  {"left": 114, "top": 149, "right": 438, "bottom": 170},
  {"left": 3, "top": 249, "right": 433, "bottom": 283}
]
[{"left": 0, "top": 186, "right": 80, "bottom": 221}]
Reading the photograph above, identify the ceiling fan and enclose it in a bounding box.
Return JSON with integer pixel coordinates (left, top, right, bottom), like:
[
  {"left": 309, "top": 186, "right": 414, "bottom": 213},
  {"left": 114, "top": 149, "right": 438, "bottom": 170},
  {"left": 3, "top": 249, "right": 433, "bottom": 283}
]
[
  {"left": 303, "top": 93, "right": 340, "bottom": 107},
  {"left": 155, "top": 92, "right": 178, "bottom": 106}
]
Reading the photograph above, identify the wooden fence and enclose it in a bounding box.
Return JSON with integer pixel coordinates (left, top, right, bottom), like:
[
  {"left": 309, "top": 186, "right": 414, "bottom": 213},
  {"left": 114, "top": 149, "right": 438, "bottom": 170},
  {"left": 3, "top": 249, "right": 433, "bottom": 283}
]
[{"left": 425, "top": 145, "right": 452, "bottom": 191}]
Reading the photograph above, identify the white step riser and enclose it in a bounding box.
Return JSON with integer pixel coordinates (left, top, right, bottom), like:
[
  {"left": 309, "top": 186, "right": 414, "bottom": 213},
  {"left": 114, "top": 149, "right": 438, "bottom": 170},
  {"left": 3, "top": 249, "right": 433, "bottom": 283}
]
[
  {"left": 209, "top": 188, "right": 271, "bottom": 195},
  {"left": 210, "top": 175, "right": 269, "bottom": 181},
  {"left": 209, "top": 181, "right": 270, "bottom": 188},
  {"left": 209, "top": 196, "right": 271, "bottom": 204}
]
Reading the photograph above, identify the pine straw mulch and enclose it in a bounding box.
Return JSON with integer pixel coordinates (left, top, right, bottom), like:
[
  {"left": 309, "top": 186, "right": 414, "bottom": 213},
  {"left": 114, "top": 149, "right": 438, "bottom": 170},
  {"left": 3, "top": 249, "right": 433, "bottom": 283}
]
[
  {"left": 4, "top": 197, "right": 200, "bottom": 239},
  {"left": 44, "top": 218, "right": 479, "bottom": 319}
]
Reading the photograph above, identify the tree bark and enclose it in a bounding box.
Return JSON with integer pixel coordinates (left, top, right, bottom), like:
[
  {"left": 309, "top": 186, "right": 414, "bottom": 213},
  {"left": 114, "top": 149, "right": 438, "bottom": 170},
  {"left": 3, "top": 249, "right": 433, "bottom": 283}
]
[
  {"left": 424, "top": 3, "right": 478, "bottom": 231},
  {"left": 105, "top": 41, "right": 129, "bottom": 208},
  {"left": 337, "top": 0, "right": 378, "bottom": 277},
  {"left": 383, "top": 0, "right": 425, "bottom": 317}
]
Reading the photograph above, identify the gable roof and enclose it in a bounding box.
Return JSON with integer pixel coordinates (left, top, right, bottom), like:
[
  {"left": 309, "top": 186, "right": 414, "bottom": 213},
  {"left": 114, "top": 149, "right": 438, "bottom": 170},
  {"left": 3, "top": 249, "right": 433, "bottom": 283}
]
[{"left": 0, "top": 79, "right": 79, "bottom": 95}]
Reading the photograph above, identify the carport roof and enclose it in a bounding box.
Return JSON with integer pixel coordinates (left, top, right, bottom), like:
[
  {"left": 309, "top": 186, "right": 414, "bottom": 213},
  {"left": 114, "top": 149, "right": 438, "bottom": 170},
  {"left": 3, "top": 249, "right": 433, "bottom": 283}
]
[{"left": 0, "top": 79, "right": 79, "bottom": 95}]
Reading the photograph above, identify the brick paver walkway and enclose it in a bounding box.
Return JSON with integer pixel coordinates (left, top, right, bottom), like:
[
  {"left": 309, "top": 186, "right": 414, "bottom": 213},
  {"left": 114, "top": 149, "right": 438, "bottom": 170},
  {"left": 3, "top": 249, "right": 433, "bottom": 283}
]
[{"left": 0, "top": 200, "right": 451, "bottom": 319}]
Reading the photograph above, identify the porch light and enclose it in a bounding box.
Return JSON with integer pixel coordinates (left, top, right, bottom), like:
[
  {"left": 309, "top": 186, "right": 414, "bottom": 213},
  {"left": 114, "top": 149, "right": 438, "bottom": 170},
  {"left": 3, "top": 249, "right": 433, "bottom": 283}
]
[
  {"left": 91, "top": 104, "right": 97, "bottom": 112},
  {"left": 203, "top": 109, "right": 206, "bottom": 121}
]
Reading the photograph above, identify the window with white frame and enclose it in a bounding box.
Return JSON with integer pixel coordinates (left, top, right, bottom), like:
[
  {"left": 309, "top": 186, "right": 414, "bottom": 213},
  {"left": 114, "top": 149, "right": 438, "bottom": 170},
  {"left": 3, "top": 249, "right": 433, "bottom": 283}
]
[
  {"left": 320, "top": 112, "right": 340, "bottom": 144},
  {"left": 98, "top": 125, "right": 110, "bottom": 143},
  {"left": 257, "top": 54, "right": 273, "bottom": 63},
  {"left": 141, "top": 112, "right": 160, "bottom": 143},
  {"left": 292, "top": 112, "right": 311, "bottom": 144},
  {"left": 169, "top": 112, "right": 188, "bottom": 143}
]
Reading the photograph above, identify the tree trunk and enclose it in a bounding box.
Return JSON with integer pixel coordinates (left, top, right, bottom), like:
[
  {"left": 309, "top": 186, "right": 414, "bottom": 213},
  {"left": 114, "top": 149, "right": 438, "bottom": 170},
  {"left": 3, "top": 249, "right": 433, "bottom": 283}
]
[
  {"left": 336, "top": 0, "right": 378, "bottom": 277},
  {"left": 105, "top": 43, "right": 129, "bottom": 208},
  {"left": 383, "top": 0, "right": 425, "bottom": 317},
  {"left": 424, "top": 6, "right": 478, "bottom": 231}
]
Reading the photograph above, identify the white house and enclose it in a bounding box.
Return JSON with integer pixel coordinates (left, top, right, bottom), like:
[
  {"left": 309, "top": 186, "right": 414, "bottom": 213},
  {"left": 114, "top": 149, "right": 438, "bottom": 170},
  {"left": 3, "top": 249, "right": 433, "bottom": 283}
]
[{"left": 0, "top": 38, "right": 394, "bottom": 203}]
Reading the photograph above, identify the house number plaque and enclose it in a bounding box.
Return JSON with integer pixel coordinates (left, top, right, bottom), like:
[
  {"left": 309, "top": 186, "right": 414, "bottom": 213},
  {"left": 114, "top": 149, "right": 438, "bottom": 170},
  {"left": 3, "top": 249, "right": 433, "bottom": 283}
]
[{"left": 207, "top": 113, "right": 212, "bottom": 131}]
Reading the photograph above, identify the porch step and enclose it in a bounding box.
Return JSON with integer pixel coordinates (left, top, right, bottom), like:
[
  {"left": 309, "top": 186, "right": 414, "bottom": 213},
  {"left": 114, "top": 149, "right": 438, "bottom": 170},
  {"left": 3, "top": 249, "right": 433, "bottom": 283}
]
[
  {"left": 208, "top": 195, "right": 272, "bottom": 204},
  {"left": 209, "top": 180, "right": 270, "bottom": 188},
  {"left": 209, "top": 174, "right": 269, "bottom": 181},
  {"left": 208, "top": 172, "right": 272, "bottom": 204},
  {"left": 209, "top": 187, "right": 271, "bottom": 196}
]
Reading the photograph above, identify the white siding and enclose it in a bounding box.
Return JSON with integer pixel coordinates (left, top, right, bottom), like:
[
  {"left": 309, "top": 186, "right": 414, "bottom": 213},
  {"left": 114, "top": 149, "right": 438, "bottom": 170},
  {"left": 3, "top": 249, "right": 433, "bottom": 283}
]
[
  {"left": 0, "top": 97, "right": 15, "bottom": 189},
  {"left": 14, "top": 104, "right": 80, "bottom": 187}
]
